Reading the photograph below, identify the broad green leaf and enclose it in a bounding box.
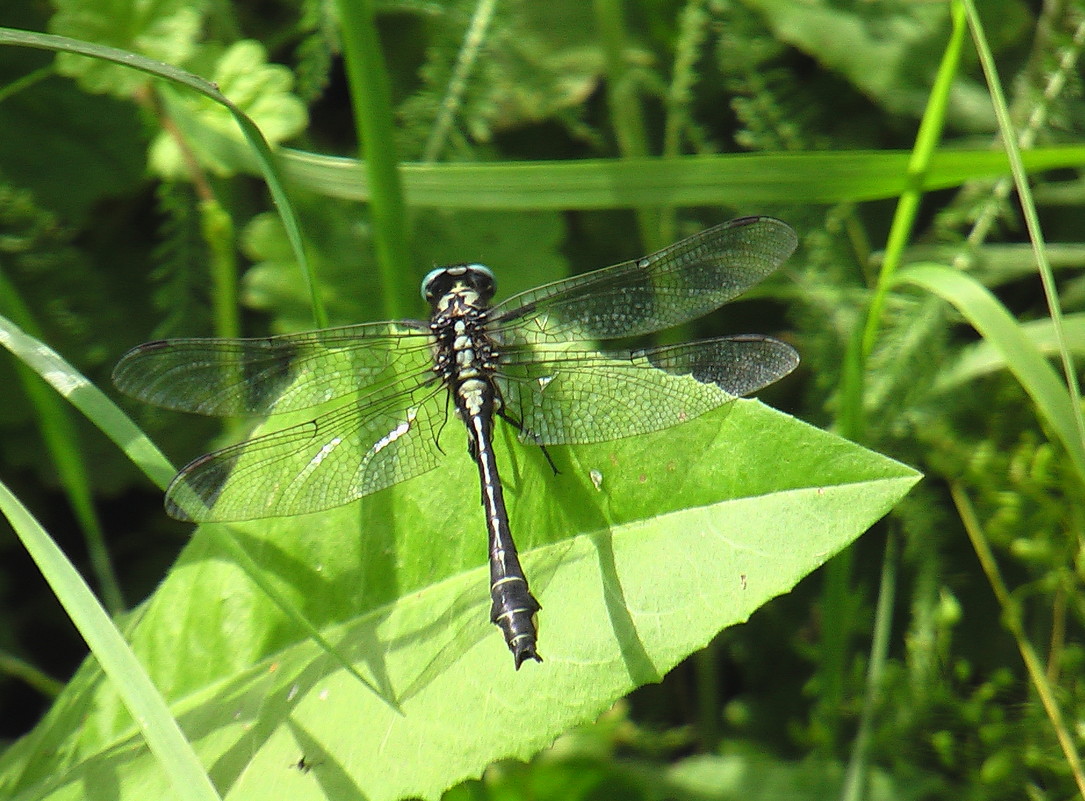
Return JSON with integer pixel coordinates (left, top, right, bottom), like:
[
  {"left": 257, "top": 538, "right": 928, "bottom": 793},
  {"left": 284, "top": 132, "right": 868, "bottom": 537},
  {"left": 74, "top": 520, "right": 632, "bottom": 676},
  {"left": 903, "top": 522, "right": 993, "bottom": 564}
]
[{"left": 4, "top": 400, "right": 918, "bottom": 801}]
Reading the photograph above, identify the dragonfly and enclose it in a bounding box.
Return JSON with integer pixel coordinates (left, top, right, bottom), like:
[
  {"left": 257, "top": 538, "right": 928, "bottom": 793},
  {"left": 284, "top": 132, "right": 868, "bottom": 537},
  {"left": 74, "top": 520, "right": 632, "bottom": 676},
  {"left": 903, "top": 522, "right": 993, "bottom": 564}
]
[{"left": 113, "top": 215, "right": 800, "bottom": 669}]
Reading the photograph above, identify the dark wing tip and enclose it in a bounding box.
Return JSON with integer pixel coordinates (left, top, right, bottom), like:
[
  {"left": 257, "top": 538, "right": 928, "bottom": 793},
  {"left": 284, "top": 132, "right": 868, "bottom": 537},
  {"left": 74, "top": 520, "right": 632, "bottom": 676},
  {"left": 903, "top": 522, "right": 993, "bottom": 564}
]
[
  {"left": 112, "top": 341, "right": 168, "bottom": 392},
  {"left": 640, "top": 335, "right": 799, "bottom": 397},
  {"left": 163, "top": 450, "right": 237, "bottom": 523},
  {"left": 726, "top": 335, "right": 800, "bottom": 396},
  {"left": 727, "top": 215, "right": 799, "bottom": 261}
]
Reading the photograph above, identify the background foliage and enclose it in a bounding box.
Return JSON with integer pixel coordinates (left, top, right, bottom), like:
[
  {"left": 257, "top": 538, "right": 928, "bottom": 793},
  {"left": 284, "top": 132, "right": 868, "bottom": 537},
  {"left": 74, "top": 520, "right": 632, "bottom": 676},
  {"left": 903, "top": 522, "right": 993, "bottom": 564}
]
[{"left": 0, "top": 0, "right": 1083, "bottom": 799}]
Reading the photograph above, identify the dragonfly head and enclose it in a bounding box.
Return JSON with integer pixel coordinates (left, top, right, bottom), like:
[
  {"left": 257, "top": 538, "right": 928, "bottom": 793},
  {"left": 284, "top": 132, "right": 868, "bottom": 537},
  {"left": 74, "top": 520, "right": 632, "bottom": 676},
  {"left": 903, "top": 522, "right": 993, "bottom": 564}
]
[{"left": 421, "top": 264, "right": 497, "bottom": 309}]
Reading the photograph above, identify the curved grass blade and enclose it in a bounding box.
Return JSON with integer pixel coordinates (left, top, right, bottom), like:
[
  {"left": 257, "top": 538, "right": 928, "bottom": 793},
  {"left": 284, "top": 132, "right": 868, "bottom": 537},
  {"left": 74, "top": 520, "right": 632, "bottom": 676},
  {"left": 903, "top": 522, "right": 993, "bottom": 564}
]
[
  {"left": 0, "top": 313, "right": 395, "bottom": 709},
  {"left": 0, "top": 482, "right": 222, "bottom": 801},
  {"left": 279, "top": 146, "right": 1085, "bottom": 208},
  {"left": 896, "top": 264, "right": 1085, "bottom": 486},
  {"left": 934, "top": 315, "right": 1085, "bottom": 390}
]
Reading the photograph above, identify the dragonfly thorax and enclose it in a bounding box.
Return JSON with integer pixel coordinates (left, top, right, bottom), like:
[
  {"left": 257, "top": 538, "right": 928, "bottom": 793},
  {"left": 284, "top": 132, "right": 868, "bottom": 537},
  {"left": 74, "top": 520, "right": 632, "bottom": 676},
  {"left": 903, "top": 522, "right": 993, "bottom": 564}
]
[
  {"left": 429, "top": 293, "right": 500, "bottom": 391},
  {"left": 421, "top": 263, "right": 496, "bottom": 309}
]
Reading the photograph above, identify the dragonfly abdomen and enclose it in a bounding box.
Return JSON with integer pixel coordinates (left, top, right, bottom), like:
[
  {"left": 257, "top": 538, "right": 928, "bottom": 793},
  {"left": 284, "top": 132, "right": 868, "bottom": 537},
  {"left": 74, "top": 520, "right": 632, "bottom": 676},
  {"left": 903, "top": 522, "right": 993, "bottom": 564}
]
[{"left": 467, "top": 410, "right": 542, "bottom": 668}]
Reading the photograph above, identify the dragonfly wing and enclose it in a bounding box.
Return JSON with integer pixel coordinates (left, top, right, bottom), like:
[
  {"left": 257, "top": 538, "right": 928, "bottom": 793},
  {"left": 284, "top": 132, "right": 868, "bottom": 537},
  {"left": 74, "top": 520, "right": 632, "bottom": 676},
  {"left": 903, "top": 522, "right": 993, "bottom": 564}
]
[
  {"left": 497, "top": 336, "right": 798, "bottom": 446},
  {"left": 165, "top": 376, "right": 448, "bottom": 522},
  {"left": 640, "top": 335, "right": 799, "bottom": 397},
  {"left": 113, "top": 321, "right": 432, "bottom": 416},
  {"left": 488, "top": 217, "right": 796, "bottom": 343}
]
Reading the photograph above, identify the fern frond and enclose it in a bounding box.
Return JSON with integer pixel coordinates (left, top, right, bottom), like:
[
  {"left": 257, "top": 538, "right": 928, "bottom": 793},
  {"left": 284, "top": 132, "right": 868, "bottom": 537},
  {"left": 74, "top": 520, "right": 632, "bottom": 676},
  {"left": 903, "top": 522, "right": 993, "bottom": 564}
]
[{"left": 151, "top": 181, "right": 212, "bottom": 338}]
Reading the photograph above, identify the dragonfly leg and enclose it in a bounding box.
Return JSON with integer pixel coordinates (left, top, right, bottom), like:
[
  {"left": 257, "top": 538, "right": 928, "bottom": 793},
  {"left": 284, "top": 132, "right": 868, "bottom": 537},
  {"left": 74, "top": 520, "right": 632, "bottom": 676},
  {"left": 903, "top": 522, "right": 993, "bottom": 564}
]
[{"left": 497, "top": 408, "right": 559, "bottom": 476}]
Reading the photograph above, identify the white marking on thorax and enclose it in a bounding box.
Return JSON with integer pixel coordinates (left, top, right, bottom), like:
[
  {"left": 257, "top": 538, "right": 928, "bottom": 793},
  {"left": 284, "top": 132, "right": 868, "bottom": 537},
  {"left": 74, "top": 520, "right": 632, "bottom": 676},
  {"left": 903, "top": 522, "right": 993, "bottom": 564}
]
[
  {"left": 452, "top": 319, "right": 479, "bottom": 375},
  {"left": 436, "top": 287, "right": 480, "bottom": 314}
]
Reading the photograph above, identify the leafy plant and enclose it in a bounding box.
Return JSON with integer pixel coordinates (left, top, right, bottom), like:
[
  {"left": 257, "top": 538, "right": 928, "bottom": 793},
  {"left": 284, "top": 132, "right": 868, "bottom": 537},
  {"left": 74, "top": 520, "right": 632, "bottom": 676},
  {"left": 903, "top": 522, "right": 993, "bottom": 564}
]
[{"left": 0, "top": 0, "right": 1083, "bottom": 800}]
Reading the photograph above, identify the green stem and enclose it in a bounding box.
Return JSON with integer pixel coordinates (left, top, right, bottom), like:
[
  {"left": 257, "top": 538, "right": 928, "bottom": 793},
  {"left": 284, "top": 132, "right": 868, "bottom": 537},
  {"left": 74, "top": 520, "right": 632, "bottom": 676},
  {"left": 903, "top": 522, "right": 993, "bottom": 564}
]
[
  {"left": 694, "top": 645, "right": 720, "bottom": 752},
  {"left": 336, "top": 0, "right": 412, "bottom": 320},
  {"left": 952, "top": 482, "right": 1085, "bottom": 799},
  {"left": 659, "top": 0, "right": 709, "bottom": 245},
  {"left": 840, "top": 533, "right": 897, "bottom": 801},
  {"left": 593, "top": 0, "right": 662, "bottom": 253},
  {"left": 423, "top": 0, "right": 498, "bottom": 163},
  {"left": 201, "top": 199, "right": 239, "bottom": 340},
  {"left": 960, "top": 0, "right": 1085, "bottom": 459},
  {"left": 0, "top": 649, "right": 65, "bottom": 697},
  {"left": 825, "top": 0, "right": 967, "bottom": 748}
]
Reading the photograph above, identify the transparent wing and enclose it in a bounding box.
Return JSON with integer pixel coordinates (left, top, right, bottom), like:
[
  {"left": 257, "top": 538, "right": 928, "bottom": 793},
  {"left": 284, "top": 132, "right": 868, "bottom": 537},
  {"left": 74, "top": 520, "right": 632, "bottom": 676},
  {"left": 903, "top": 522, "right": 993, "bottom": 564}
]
[
  {"left": 497, "top": 336, "right": 798, "bottom": 446},
  {"left": 113, "top": 321, "right": 432, "bottom": 417},
  {"left": 164, "top": 375, "right": 449, "bottom": 522},
  {"left": 488, "top": 217, "right": 796, "bottom": 344}
]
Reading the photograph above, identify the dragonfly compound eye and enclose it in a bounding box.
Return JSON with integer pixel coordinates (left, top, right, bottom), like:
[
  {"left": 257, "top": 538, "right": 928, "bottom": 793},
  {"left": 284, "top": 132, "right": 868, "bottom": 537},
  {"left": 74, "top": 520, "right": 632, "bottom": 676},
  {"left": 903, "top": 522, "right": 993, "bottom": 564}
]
[
  {"left": 421, "top": 264, "right": 495, "bottom": 304},
  {"left": 462, "top": 264, "right": 496, "bottom": 301}
]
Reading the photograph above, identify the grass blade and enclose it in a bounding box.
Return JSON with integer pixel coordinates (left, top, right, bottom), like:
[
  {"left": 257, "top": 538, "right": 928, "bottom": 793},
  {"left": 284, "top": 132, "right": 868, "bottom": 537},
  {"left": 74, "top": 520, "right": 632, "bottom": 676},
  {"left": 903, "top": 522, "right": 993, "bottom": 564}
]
[
  {"left": 0, "top": 482, "right": 222, "bottom": 801},
  {"left": 896, "top": 263, "right": 1085, "bottom": 486}
]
